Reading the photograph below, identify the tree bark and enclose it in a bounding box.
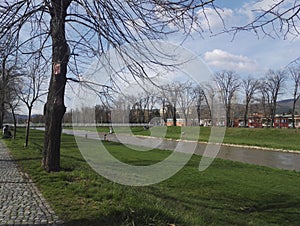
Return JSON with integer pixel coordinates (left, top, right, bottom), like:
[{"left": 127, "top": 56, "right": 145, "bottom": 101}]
[
  {"left": 226, "top": 103, "right": 231, "bottom": 127},
  {"left": 25, "top": 106, "right": 32, "bottom": 147},
  {"left": 197, "top": 105, "right": 201, "bottom": 125},
  {"left": 292, "top": 99, "right": 296, "bottom": 128},
  {"left": 10, "top": 104, "right": 17, "bottom": 139},
  {"left": 0, "top": 101, "right": 4, "bottom": 130},
  {"left": 244, "top": 101, "right": 249, "bottom": 128},
  {"left": 162, "top": 100, "right": 167, "bottom": 124},
  {"left": 291, "top": 82, "right": 299, "bottom": 129},
  {"left": 42, "top": 1, "right": 70, "bottom": 172},
  {"left": 0, "top": 58, "right": 6, "bottom": 129},
  {"left": 271, "top": 102, "right": 277, "bottom": 128},
  {"left": 172, "top": 105, "right": 177, "bottom": 126}
]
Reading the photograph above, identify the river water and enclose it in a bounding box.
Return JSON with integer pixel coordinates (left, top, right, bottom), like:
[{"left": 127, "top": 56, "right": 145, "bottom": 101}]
[{"left": 63, "top": 129, "right": 300, "bottom": 172}]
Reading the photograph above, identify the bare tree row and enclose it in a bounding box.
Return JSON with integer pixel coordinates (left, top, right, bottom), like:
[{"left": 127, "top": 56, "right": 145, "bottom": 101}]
[
  {"left": 95, "top": 65, "right": 299, "bottom": 128},
  {"left": 0, "top": 0, "right": 298, "bottom": 172},
  {"left": 216, "top": 66, "right": 300, "bottom": 128},
  {"left": 0, "top": 45, "right": 48, "bottom": 146}
]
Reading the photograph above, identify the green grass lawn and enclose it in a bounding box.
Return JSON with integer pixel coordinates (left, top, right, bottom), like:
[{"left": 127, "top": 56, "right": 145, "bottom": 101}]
[
  {"left": 3, "top": 129, "right": 300, "bottom": 225},
  {"left": 93, "top": 126, "right": 300, "bottom": 151}
]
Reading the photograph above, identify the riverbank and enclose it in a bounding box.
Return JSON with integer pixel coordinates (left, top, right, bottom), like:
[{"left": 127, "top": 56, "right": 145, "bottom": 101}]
[
  {"left": 4, "top": 129, "right": 300, "bottom": 225},
  {"left": 92, "top": 126, "right": 300, "bottom": 152},
  {"left": 65, "top": 129, "right": 300, "bottom": 172}
]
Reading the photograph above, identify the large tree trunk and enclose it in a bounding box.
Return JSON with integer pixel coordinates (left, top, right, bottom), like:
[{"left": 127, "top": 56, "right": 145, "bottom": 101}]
[
  {"left": 244, "top": 101, "right": 249, "bottom": 128},
  {"left": 10, "top": 104, "right": 17, "bottom": 139},
  {"left": 25, "top": 106, "right": 32, "bottom": 147},
  {"left": 292, "top": 98, "right": 297, "bottom": 129},
  {"left": 162, "top": 100, "right": 167, "bottom": 124},
  {"left": 0, "top": 102, "right": 4, "bottom": 130},
  {"left": 172, "top": 105, "right": 177, "bottom": 126},
  {"left": 42, "top": 1, "right": 70, "bottom": 172},
  {"left": 0, "top": 59, "right": 6, "bottom": 129},
  {"left": 226, "top": 104, "right": 231, "bottom": 127},
  {"left": 271, "top": 103, "right": 276, "bottom": 128},
  {"left": 197, "top": 105, "right": 201, "bottom": 125}
]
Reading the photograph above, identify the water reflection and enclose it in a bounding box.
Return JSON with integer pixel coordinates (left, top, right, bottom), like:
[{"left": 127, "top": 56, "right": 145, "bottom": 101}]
[{"left": 214, "top": 145, "right": 300, "bottom": 172}]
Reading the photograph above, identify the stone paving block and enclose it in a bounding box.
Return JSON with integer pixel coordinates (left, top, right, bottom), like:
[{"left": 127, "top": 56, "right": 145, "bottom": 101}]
[{"left": 0, "top": 140, "right": 64, "bottom": 226}]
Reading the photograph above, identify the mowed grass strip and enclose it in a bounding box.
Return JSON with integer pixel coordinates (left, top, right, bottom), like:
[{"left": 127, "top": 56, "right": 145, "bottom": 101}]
[
  {"left": 3, "top": 129, "right": 300, "bottom": 226},
  {"left": 95, "top": 126, "right": 300, "bottom": 151}
]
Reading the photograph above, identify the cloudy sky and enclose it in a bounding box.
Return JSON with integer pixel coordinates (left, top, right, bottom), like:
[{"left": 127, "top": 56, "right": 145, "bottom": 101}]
[
  {"left": 103, "top": 0, "right": 300, "bottom": 102},
  {"left": 180, "top": 0, "right": 299, "bottom": 76},
  {"left": 68, "top": 0, "right": 300, "bottom": 115},
  {"left": 28, "top": 0, "right": 299, "bottom": 115}
]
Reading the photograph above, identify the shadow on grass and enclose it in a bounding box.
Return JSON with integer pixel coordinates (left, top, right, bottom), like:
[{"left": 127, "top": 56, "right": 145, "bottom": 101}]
[
  {"left": 60, "top": 154, "right": 87, "bottom": 164},
  {"left": 65, "top": 207, "right": 183, "bottom": 226},
  {"left": 0, "top": 157, "right": 42, "bottom": 163},
  {"left": 247, "top": 193, "right": 300, "bottom": 214},
  {"left": 140, "top": 186, "right": 300, "bottom": 225}
]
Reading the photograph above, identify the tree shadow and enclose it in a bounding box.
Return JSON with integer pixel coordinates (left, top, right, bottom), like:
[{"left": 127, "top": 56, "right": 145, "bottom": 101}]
[
  {"left": 64, "top": 207, "right": 183, "bottom": 226},
  {"left": 137, "top": 186, "right": 300, "bottom": 225},
  {"left": 242, "top": 193, "right": 300, "bottom": 214}
]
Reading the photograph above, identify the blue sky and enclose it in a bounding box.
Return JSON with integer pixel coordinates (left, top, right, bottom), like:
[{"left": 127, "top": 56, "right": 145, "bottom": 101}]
[
  {"left": 28, "top": 0, "right": 299, "bottom": 115},
  {"left": 217, "top": 0, "right": 247, "bottom": 9},
  {"left": 179, "top": 0, "right": 300, "bottom": 77}
]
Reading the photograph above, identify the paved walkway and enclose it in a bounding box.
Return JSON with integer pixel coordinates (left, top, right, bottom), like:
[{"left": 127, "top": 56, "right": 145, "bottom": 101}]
[{"left": 0, "top": 140, "right": 63, "bottom": 226}]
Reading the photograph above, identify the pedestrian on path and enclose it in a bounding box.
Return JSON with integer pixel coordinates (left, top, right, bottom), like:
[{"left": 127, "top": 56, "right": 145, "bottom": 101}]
[{"left": 2, "top": 125, "right": 12, "bottom": 138}]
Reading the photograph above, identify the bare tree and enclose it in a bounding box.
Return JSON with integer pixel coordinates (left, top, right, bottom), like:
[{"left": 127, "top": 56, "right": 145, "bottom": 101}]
[
  {"left": 0, "top": 63, "right": 20, "bottom": 136},
  {"left": 130, "top": 95, "right": 146, "bottom": 124},
  {"left": 162, "top": 83, "right": 182, "bottom": 126},
  {"left": 0, "top": 58, "right": 8, "bottom": 130},
  {"left": 176, "top": 81, "right": 196, "bottom": 126},
  {"left": 158, "top": 90, "right": 171, "bottom": 125},
  {"left": 235, "top": 0, "right": 300, "bottom": 39},
  {"left": 134, "top": 89, "right": 159, "bottom": 124},
  {"left": 5, "top": 75, "right": 21, "bottom": 139},
  {"left": 265, "top": 69, "right": 287, "bottom": 127},
  {"left": 288, "top": 64, "right": 300, "bottom": 128},
  {"left": 7, "top": 102, "right": 20, "bottom": 139},
  {"left": 202, "top": 83, "right": 218, "bottom": 125},
  {"left": 0, "top": 32, "right": 18, "bottom": 129},
  {"left": 0, "top": 0, "right": 218, "bottom": 171},
  {"left": 0, "top": 64, "right": 13, "bottom": 129},
  {"left": 258, "top": 80, "right": 272, "bottom": 126},
  {"left": 193, "top": 85, "right": 205, "bottom": 125},
  {"left": 17, "top": 54, "right": 48, "bottom": 147},
  {"left": 214, "top": 71, "right": 240, "bottom": 127},
  {"left": 241, "top": 76, "right": 260, "bottom": 127},
  {"left": 111, "top": 95, "right": 130, "bottom": 124},
  {"left": 136, "top": 92, "right": 153, "bottom": 124},
  {"left": 95, "top": 105, "right": 110, "bottom": 124}
]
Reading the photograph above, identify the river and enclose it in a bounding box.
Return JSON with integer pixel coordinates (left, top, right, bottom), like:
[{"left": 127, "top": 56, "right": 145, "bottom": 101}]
[{"left": 63, "top": 129, "right": 300, "bottom": 172}]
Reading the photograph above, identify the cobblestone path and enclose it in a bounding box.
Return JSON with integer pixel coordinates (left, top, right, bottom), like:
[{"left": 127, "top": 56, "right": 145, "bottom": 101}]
[{"left": 0, "top": 140, "right": 64, "bottom": 226}]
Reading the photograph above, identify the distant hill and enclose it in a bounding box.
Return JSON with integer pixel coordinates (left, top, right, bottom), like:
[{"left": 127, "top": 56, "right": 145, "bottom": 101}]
[
  {"left": 3, "top": 113, "right": 44, "bottom": 124},
  {"left": 277, "top": 98, "right": 300, "bottom": 114},
  {"left": 3, "top": 113, "right": 27, "bottom": 124}
]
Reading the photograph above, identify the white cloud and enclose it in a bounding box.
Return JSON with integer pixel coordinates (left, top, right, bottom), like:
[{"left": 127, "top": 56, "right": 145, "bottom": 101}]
[
  {"left": 234, "top": 0, "right": 299, "bottom": 39},
  {"left": 238, "top": 0, "right": 296, "bottom": 22},
  {"left": 204, "top": 49, "right": 260, "bottom": 72},
  {"left": 196, "top": 7, "right": 234, "bottom": 31}
]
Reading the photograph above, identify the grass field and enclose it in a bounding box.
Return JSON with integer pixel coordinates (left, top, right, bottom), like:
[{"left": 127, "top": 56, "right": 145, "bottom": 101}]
[
  {"left": 3, "top": 129, "right": 300, "bottom": 225},
  {"left": 92, "top": 126, "right": 300, "bottom": 151}
]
